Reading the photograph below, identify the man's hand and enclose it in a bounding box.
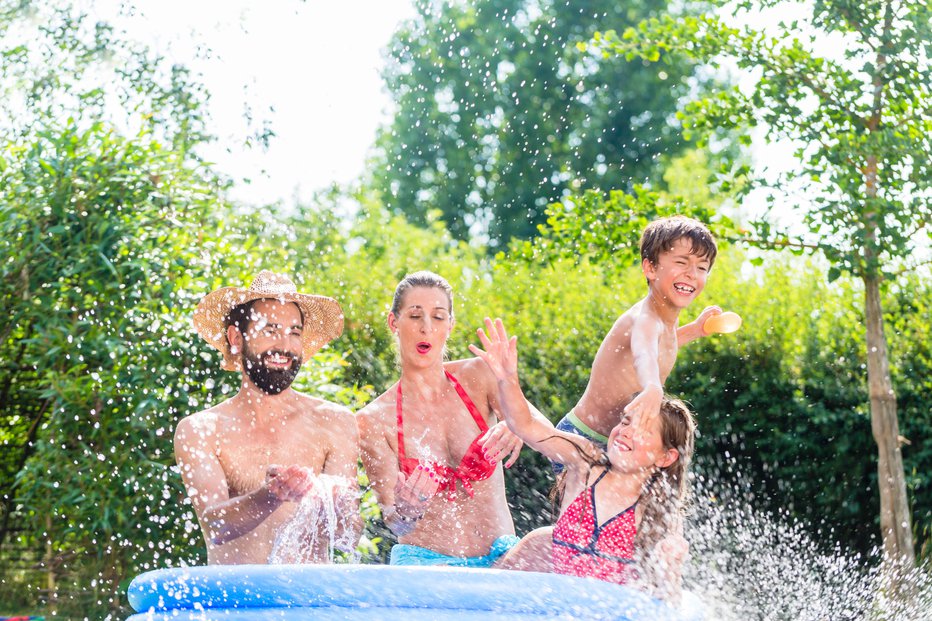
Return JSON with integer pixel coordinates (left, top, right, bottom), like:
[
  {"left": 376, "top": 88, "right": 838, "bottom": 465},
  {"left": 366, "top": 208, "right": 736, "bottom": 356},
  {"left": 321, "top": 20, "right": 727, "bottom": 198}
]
[
  {"left": 479, "top": 421, "right": 523, "bottom": 468},
  {"left": 265, "top": 464, "right": 316, "bottom": 503}
]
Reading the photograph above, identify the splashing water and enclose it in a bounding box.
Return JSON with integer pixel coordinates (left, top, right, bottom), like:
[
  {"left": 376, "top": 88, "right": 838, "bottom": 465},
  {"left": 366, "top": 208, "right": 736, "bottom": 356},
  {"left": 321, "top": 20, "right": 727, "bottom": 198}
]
[
  {"left": 268, "top": 474, "right": 360, "bottom": 564},
  {"left": 683, "top": 466, "right": 932, "bottom": 621}
]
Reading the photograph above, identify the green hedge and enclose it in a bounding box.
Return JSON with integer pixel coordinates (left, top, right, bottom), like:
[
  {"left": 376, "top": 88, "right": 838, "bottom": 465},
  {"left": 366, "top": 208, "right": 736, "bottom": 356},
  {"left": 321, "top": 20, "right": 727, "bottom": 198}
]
[{"left": 2, "top": 127, "right": 930, "bottom": 617}]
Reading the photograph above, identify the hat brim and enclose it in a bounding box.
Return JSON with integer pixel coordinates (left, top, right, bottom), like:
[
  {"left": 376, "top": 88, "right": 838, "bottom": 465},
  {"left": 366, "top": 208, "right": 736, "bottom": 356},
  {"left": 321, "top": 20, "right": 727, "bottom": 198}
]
[{"left": 193, "top": 287, "right": 344, "bottom": 372}]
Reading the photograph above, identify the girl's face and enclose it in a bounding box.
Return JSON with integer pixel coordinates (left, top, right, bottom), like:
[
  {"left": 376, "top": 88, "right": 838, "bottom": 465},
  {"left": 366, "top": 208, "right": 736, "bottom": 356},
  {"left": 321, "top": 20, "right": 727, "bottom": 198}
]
[
  {"left": 606, "top": 413, "right": 678, "bottom": 474},
  {"left": 388, "top": 286, "right": 454, "bottom": 367}
]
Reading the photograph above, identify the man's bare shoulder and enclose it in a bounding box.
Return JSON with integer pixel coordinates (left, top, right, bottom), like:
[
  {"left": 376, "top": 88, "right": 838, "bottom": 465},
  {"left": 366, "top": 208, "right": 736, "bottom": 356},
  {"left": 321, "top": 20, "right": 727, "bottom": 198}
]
[
  {"left": 292, "top": 391, "right": 354, "bottom": 425},
  {"left": 354, "top": 387, "right": 395, "bottom": 425},
  {"left": 175, "top": 400, "right": 237, "bottom": 440}
]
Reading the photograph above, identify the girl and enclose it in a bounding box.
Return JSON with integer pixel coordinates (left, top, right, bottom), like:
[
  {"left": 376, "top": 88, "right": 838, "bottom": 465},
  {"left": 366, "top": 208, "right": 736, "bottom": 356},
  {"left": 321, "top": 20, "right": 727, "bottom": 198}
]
[{"left": 469, "top": 317, "right": 695, "bottom": 601}]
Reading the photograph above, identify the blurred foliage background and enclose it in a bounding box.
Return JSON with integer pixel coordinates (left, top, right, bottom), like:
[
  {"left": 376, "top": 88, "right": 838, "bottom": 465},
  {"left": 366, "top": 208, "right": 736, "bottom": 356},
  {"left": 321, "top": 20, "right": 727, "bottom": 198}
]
[{"left": 1, "top": 0, "right": 930, "bottom": 618}]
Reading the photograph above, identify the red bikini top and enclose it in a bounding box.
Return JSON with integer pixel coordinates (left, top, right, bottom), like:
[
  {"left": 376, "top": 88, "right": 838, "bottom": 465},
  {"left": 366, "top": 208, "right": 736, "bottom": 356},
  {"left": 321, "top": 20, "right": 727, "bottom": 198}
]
[{"left": 396, "top": 370, "right": 497, "bottom": 498}]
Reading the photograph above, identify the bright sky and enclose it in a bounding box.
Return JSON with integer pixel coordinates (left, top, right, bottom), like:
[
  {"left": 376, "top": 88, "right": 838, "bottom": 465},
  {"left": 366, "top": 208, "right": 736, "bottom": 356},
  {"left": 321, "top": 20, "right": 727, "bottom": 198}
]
[
  {"left": 105, "top": 0, "right": 416, "bottom": 206},
  {"left": 105, "top": 0, "right": 803, "bottom": 218},
  {"left": 97, "top": 0, "right": 892, "bottom": 252}
]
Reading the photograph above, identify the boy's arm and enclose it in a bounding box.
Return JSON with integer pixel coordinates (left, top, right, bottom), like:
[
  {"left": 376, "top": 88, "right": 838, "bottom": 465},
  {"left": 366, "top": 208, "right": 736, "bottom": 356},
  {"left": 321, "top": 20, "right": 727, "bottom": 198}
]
[
  {"left": 624, "top": 311, "right": 666, "bottom": 425},
  {"left": 676, "top": 306, "right": 721, "bottom": 346}
]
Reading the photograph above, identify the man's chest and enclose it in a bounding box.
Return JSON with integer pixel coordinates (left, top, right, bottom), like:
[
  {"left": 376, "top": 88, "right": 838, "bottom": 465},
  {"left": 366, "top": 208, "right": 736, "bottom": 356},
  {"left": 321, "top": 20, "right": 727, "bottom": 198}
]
[{"left": 218, "top": 431, "right": 328, "bottom": 495}]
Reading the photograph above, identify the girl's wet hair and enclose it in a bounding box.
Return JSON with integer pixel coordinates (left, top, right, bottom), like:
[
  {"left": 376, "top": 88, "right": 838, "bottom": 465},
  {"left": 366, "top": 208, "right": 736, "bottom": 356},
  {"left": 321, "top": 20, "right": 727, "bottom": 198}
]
[
  {"left": 634, "top": 397, "right": 696, "bottom": 599},
  {"left": 390, "top": 271, "right": 454, "bottom": 317},
  {"left": 640, "top": 215, "right": 717, "bottom": 267}
]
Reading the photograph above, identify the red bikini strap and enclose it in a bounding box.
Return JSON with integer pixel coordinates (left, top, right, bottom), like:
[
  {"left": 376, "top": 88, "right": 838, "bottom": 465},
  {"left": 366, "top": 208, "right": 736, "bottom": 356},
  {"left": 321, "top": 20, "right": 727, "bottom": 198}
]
[
  {"left": 444, "top": 371, "right": 489, "bottom": 432},
  {"left": 396, "top": 382, "right": 407, "bottom": 464}
]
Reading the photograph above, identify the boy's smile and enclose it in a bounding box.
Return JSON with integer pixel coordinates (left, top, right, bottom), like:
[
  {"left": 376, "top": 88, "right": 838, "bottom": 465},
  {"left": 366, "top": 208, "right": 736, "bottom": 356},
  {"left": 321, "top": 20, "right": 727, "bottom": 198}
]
[{"left": 645, "top": 238, "right": 710, "bottom": 308}]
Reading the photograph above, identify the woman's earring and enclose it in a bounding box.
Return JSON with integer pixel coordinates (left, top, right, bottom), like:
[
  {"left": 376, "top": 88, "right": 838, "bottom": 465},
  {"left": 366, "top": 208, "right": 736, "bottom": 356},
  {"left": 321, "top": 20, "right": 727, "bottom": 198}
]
[{"left": 230, "top": 345, "right": 239, "bottom": 354}]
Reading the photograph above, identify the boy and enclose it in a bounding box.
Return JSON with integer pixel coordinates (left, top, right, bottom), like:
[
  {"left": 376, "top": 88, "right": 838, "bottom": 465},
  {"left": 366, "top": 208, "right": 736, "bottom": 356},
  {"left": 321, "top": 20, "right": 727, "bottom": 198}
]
[
  {"left": 556, "top": 215, "right": 720, "bottom": 453},
  {"left": 493, "top": 216, "right": 720, "bottom": 574}
]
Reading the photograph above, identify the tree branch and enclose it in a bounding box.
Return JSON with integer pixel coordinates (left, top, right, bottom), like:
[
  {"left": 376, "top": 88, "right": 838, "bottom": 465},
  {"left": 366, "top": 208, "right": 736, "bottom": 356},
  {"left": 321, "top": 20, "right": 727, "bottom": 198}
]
[
  {"left": 729, "top": 234, "right": 823, "bottom": 251},
  {"left": 892, "top": 256, "right": 932, "bottom": 279}
]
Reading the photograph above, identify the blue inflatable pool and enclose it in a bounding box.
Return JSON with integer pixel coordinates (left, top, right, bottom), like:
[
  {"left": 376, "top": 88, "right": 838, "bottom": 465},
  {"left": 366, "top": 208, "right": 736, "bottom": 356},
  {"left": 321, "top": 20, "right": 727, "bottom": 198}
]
[{"left": 126, "top": 565, "right": 703, "bottom": 620}]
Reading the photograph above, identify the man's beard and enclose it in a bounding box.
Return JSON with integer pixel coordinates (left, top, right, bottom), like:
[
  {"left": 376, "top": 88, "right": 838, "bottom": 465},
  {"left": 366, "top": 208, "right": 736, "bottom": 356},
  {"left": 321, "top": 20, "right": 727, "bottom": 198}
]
[{"left": 242, "top": 347, "right": 302, "bottom": 395}]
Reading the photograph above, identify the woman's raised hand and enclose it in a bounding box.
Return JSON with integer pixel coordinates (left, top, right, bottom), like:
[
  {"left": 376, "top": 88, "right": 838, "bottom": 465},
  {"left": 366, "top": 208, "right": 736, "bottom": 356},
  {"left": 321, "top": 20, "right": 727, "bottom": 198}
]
[{"left": 469, "top": 317, "right": 518, "bottom": 380}]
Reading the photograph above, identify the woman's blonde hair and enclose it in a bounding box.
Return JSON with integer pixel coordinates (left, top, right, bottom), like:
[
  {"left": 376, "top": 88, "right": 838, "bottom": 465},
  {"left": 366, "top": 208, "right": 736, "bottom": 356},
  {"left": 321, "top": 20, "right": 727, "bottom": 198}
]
[{"left": 390, "top": 271, "right": 454, "bottom": 317}]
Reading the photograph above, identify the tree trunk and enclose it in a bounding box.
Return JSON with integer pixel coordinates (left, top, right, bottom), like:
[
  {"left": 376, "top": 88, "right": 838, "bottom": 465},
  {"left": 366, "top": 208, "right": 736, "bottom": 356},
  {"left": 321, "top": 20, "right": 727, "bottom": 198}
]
[
  {"left": 863, "top": 273, "right": 914, "bottom": 567},
  {"left": 45, "top": 514, "right": 57, "bottom": 616}
]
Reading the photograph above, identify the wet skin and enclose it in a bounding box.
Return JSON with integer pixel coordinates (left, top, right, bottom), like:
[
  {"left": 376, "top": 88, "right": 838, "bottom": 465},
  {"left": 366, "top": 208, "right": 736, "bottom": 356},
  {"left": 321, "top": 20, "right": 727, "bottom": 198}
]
[{"left": 174, "top": 299, "right": 360, "bottom": 564}]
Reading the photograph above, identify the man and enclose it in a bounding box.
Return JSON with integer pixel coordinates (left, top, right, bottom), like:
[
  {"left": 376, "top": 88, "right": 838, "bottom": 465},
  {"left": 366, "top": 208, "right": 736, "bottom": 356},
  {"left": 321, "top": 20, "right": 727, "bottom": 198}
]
[{"left": 175, "top": 270, "right": 360, "bottom": 564}]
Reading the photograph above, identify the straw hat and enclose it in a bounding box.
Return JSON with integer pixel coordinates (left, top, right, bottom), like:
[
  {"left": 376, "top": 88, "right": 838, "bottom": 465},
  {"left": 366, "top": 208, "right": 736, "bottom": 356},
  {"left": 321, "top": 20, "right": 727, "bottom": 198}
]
[{"left": 193, "top": 270, "right": 344, "bottom": 371}]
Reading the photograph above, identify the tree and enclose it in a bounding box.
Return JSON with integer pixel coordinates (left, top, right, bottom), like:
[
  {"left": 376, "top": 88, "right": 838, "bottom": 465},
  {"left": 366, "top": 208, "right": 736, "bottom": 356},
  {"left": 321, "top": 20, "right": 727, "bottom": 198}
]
[
  {"left": 0, "top": 1, "right": 211, "bottom": 153},
  {"left": 598, "top": 0, "right": 932, "bottom": 569},
  {"left": 372, "top": 0, "right": 715, "bottom": 245},
  {"left": 0, "top": 3, "right": 246, "bottom": 616}
]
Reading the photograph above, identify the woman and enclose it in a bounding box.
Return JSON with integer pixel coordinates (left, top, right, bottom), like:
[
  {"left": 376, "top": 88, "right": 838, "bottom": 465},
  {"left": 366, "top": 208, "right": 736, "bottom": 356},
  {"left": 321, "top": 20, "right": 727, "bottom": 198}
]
[{"left": 356, "top": 271, "right": 526, "bottom": 566}]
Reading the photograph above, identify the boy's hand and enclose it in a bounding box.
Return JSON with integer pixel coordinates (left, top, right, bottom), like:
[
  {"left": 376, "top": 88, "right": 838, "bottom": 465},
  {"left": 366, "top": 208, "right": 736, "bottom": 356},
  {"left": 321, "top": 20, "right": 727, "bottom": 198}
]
[
  {"left": 695, "top": 306, "right": 722, "bottom": 336},
  {"left": 623, "top": 384, "right": 663, "bottom": 431},
  {"left": 469, "top": 317, "right": 518, "bottom": 380},
  {"left": 676, "top": 306, "right": 722, "bottom": 346},
  {"left": 479, "top": 421, "right": 523, "bottom": 468}
]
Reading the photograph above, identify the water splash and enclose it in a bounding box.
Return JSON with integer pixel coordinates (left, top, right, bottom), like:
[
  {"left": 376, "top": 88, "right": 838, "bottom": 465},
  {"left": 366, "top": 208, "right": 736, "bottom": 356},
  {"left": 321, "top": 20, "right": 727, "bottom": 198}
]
[
  {"left": 683, "top": 467, "right": 932, "bottom": 620},
  {"left": 268, "top": 474, "right": 359, "bottom": 564}
]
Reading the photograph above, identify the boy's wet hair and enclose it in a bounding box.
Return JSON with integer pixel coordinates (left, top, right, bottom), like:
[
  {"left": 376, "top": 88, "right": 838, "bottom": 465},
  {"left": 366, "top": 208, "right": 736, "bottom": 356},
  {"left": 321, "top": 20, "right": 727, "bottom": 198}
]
[
  {"left": 639, "top": 215, "right": 717, "bottom": 267},
  {"left": 390, "top": 271, "right": 454, "bottom": 317}
]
